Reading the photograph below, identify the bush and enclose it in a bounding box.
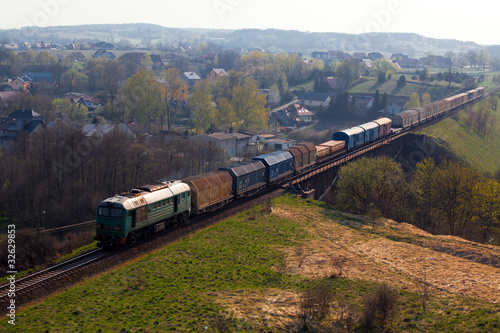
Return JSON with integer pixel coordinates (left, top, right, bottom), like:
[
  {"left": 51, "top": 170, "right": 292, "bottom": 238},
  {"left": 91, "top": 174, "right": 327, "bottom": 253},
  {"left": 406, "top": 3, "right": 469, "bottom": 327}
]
[{"left": 361, "top": 284, "right": 399, "bottom": 330}]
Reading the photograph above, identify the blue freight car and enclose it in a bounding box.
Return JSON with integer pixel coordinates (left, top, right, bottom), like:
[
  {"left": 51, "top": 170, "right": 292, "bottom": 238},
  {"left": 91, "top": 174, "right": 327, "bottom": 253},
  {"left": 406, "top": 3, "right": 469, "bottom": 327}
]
[
  {"left": 333, "top": 127, "right": 365, "bottom": 150},
  {"left": 253, "top": 151, "right": 294, "bottom": 185},
  {"left": 219, "top": 160, "right": 266, "bottom": 198},
  {"left": 357, "top": 122, "right": 380, "bottom": 144}
]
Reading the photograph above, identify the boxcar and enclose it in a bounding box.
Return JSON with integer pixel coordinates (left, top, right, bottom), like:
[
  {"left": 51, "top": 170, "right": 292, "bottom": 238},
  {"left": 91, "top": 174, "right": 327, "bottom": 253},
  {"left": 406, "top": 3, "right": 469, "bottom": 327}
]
[
  {"left": 285, "top": 145, "right": 307, "bottom": 170},
  {"left": 253, "top": 151, "right": 294, "bottom": 185},
  {"left": 295, "top": 142, "right": 317, "bottom": 165},
  {"left": 477, "top": 87, "right": 485, "bottom": 97},
  {"left": 219, "top": 161, "right": 266, "bottom": 198},
  {"left": 373, "top": 118, "right": 392, "bottom": 137},
  {"left": 393, "top": 109, "right": 419, "bottom": 128},
  {"left": 182, "top": 171, "right": 233, "bottom": 214},
  {"left": 96, "top": 181, "right": 191, "bottom": 245},
  {"left": 333, "top": 127, "right": 365, "bottom": 150},
  {"left": 357, "top": 122, "right": 379, "bottom": 143}
]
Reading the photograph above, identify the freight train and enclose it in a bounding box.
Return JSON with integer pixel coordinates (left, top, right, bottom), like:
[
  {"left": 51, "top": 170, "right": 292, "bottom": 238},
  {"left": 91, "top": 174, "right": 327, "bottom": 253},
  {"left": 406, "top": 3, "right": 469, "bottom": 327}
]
[{"left": 95, "top": 87, "right": 485, "bottom": 247}]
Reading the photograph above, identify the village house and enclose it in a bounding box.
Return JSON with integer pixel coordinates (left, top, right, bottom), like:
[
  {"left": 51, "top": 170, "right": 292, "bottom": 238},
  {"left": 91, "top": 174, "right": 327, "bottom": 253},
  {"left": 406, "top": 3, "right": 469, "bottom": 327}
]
[
  {"left": 193, "top": 132, "right": 236, "bottom": 157},
  {"left": 227, "top": 131, "right": 252, "bottom": 155},
  {"left": 66, "top": 52, "right": 86, "bottom": 62},
  {"left": 0, "top": 109, "right": 43, "bottom": 149},
  {"left": 265, "top": 138, "right": 297, "bottom": 150},
  {"left": 180, "top": 72, "right": 202, "bottom": 88},
  {"left": 93, "top": 49, "right": 116, "bottom": 59},
  {"left": 9, "top": 75, "right": 31, "bottom": 91},
  {"left": 206, "top": 68, "right": 229, "bottom": 82},
  {"left": 297, "top": 92, "right": 331, "bottom": 108},
  {"left": 117, "top": 122, "right": 149, "bottom": 139}
]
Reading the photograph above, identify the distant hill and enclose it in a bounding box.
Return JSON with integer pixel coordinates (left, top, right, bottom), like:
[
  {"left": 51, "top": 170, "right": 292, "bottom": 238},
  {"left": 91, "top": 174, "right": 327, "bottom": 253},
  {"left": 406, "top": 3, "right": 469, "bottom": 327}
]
[{"left": 0, "top": 23, "right": 494, "bottom": 56}]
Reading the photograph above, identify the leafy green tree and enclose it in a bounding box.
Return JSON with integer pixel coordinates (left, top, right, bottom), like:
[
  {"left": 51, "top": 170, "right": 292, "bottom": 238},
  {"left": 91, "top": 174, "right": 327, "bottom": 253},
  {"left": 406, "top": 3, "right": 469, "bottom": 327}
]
[
  {"left": 419, "top": 68, "right": 430, "bottom": 81},
  {"left": 397, "top": 75, "right": 406, "bottom": 87},
  {"left": 52, "top": 98, "right": 88, "bottom": 124},
  {"left": 231, "top": 78, "right": 269, "bottom": 132},
  {"left": 60, "top": 67, "right": 89, "bottom": 93},
  {"left": 122, "top": 70, "right": 162, "bottom": 130},
  {"left": 335, "top": 156, "right": 405, "bottom": 215},
  {"left": 189, "top": 80, "right": 217, "bottom": 133},
  {"left": 216, "top": 97, "right": 237, "bottom": 131},
  {"left": 404, "top": 92, "right": 421, "bottom": 110},
  {"left": 474, "top": 179, "right": 500, "bottom": 242},
  {"left": 421, "top": 93, "right": 431, "bottom": 106}
]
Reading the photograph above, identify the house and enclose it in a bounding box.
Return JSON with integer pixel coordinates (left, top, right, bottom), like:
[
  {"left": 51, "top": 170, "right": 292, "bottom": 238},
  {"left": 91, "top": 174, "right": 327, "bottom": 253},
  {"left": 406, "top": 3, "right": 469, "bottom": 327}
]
[
  {"left": 22, "top": 72, "right": 55, "bottom": 94},
  {"left": 81, "top": 124, "right": 116, "bottom": 137},
  {"left": 180, "top": 72, "right": 201, "bottom": 88},
  {"left": 95, "top": 41, "right": 115, "bottom": 50},
  {"left": 150, "top": 55, "right": 163, "bottom": 70},
  {"left": 268, "top": 109, "right": 297, "bottom": 133},
  {"left": 66, "top": 52, "right": 86, "bottom": 62},
  {"left": 368, "top": 52, "right": 384, "bottom": 60},
  {"left": 324, "top": 77, "right": 345, "bottom": 91},
  {"left": 265, "top": 138, "right": 297, "bottom": 150},
  {"left": 206, "top": 68, "right": 229, "bottom": 82},
  {"left": 9, "top": 75, "right": 31, "bottom": 91},
  {"left": 227, "top": 131, "right": 252, "bottom": 155},
  {"left": 117, "top": 122, "right": 149, "bottom": 139},
  {"left": 0, "top": 109, "right": 43, "bottom": 149},
  {"left": 398, "top": 58, "right": 424, "bottom": 69},
  {"left": 311, "top": 51, "right": 329, "bottom": 60},
  {"left": 93, "top": 49, "right": 116, "bottom": 59},
  {"left": 286, "top": 103, "right": 315, "bottom": 123},
  {"left": 360, "top": 59, "right": 373, "bottom": 69},
  {"left": 328, "top": 51, "right": 352, "bottom": 62},
  {"left": 193, "top": 132, "right": 236, "bottom": 157},
  {"left": 297, "top": 92, "right": 331, "bottom": 108}
]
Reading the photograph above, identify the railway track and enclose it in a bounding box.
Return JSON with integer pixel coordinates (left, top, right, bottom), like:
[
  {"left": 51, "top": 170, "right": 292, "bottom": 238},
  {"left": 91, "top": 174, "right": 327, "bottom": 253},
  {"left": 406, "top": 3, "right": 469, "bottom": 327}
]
[
  {"left": 2, "top": 87, "right": 496, "bottom": 313},
  {"left": 0, "top": 248, "right": 110, "bottom": 303}
]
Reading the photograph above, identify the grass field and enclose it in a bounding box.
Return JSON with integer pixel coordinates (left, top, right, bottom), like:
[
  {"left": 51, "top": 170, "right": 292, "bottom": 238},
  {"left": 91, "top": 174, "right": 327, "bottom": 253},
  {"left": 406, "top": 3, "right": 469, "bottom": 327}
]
[
  {"left": 348, "top": 77, "right": 462, "bottom": 100},
  {"left": 4, "top": 196, "right": 500, "bottom": 332},
  {"left": 417, "top": 97, "right": 500, "bottom": 175}
]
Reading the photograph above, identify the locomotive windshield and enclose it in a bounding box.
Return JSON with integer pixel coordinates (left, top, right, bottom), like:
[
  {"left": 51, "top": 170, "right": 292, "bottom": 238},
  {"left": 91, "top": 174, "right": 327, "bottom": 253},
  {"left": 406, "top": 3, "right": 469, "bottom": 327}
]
[{"left": 98, "top": 207, "right": 123, "bottom": 218}]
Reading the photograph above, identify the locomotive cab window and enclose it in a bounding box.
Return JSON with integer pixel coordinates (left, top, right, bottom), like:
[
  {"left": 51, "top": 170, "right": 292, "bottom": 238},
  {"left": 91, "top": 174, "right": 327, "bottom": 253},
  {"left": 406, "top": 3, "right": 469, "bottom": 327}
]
[
  {"left": 98, "top": 207, "right": 110, "bottom": 216},
  {"left": 110, "top": 208, "right": 123, "bottom": 218}
]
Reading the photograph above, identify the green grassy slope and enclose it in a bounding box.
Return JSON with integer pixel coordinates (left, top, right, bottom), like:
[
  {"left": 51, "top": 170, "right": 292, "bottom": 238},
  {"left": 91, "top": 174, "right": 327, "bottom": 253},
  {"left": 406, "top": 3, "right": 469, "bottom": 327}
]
[
  {"left": 417, "top": 98, "right": 500, "bottom": 175},
  {"left": 348, "top": 77, "right": 462, "bottom": 100},
  {"left": 4, "top": 196, "right": 500, "bottom": 332}
]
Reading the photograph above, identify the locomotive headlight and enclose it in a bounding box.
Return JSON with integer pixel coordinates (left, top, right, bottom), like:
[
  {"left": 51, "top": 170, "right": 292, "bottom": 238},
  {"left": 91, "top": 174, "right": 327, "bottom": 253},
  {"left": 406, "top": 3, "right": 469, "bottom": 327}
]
[{"left": 114, "top": 225, "right": 122, "bottom": 231}]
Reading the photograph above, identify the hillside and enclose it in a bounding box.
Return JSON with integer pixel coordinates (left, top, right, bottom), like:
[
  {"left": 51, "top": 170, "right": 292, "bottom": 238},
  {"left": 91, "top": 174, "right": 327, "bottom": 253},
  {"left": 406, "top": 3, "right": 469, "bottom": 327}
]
[
  {"left": 348, "top": 77, "right": 462, "bottom": 100},
  {"left": 4, "top": 196, "right": 500, "bottom": 332},
  {"left": 417, "top": 95, "right": 500, "bottom": 175},
  {"left": 0, "top": 24, "right": 493, "bottom": 56}
]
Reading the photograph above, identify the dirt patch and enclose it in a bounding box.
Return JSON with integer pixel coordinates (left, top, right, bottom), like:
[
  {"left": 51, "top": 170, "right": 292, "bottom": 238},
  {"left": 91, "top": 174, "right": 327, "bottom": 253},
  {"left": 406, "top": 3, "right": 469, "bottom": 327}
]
[{"left": 272, "top": 206, "right": 500, "bottom": 303}]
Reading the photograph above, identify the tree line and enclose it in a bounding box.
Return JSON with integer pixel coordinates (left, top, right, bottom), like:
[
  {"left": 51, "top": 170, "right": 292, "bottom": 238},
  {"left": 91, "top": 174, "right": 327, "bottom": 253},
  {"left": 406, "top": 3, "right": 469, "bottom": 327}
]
[
  {"left": 0, "top": 127, "right": 226, "bottom": 228},
  {"left": 331, "top": 156, "right": 500, "bottom": 244}
]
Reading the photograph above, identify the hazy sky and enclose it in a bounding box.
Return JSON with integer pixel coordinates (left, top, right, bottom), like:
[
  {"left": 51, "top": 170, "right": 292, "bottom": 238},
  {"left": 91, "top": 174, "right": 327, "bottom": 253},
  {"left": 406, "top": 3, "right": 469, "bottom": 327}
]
[{"left": 2, "top": 0, "right": 498, "bottom": 45}]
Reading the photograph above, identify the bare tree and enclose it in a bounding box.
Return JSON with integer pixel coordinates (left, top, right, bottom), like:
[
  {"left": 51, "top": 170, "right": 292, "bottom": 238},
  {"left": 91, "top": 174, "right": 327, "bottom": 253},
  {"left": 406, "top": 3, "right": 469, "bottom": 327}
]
[
  {"left": 329, "top": 255, "right": 349, "bottom": 279},
  {"left": 99, "top": 60, "right": 126, "bottom": 120},
  {"left": 274, "top": 252, "right": 290, "bottom": 278},
  {"left": 418, "top": 269, "right": 432, "bottom": 315},
  {"left": 162, "top": 68, "right": 186, "bottom": 130}
]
